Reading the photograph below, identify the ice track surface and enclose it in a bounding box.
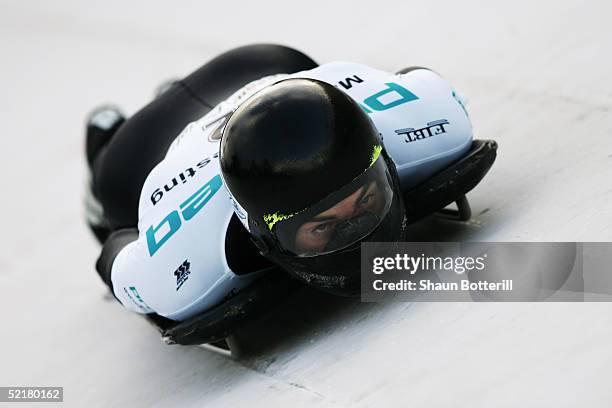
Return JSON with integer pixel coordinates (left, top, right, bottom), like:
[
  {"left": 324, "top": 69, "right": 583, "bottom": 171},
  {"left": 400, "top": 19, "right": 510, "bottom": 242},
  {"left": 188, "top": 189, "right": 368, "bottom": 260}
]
[{"left": 1, "top": 0, "right": 612, "bottom": 406}]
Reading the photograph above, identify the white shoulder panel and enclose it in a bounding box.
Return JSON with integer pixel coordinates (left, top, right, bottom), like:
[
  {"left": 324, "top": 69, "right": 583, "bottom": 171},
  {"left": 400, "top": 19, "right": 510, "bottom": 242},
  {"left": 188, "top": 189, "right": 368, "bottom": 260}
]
[
  {"left": 292, "top": 62, "right": 473, "bottom": 189},
  {"left": 111, "top": 123, "right": 256, "bottom": 321},
  {"left": 110, "top": 73, "right": 293, "bottom": 321}
]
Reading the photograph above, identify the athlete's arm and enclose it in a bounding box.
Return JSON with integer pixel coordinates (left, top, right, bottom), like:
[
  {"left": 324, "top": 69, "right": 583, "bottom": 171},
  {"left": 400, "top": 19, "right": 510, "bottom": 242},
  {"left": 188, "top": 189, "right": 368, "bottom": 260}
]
[
  {"left": 94, "top": 113, "right": 261, "bottom": 321},
  {"left": 95, "top": 229, "right": 138, "bottom": 295}
]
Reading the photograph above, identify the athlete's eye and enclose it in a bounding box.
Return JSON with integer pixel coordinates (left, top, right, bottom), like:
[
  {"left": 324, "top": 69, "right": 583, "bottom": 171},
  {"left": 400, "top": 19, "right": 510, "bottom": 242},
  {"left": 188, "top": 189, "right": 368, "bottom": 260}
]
[
  {"left": 311, "top": 223, "right": 333, "bottom": 235},
  {"left": 359, "top": 193, "right": 374, "bottom": 206}
]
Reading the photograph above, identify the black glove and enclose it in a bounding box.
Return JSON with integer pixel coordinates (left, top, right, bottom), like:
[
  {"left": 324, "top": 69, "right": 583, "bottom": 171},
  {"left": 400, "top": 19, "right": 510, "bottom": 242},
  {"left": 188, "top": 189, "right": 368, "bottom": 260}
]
[{"left": 95, "top": 228, "right": 138, "bottom": 293}]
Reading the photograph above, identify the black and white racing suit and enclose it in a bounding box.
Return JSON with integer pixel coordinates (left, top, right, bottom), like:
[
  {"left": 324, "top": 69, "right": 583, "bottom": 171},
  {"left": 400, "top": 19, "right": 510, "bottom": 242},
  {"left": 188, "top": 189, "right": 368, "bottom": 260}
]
[{"left": 91, "top": 46, "right": 472, "bottom": 321}]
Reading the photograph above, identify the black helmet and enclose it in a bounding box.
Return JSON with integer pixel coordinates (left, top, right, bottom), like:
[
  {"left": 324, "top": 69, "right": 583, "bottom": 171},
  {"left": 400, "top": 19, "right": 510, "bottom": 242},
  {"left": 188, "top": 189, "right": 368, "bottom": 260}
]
[{"left": 220, "top": 78, "right": 406, "bottom": 296}]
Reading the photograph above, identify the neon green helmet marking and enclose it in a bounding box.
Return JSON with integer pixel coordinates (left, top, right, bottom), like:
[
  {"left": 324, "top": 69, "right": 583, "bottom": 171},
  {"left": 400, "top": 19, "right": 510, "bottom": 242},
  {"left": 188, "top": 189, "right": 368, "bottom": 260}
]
[
  {"left": 263, "top": 211, "right": 296, "bottom": 231},
  {"left": 370, "top": 144, "right": 382, "bottom": 167}
]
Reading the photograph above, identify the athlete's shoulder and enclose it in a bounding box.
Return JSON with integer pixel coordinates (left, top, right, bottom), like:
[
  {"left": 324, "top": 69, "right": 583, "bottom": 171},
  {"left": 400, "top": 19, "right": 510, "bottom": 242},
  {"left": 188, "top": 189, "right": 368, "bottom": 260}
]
[
  {"left": 297, "top": 62, "right": 472, "bottom": 189},
  {"left": 137, "top": 127, "right": 221, "bottom": 218},
  {"left": 358, "top": 67, "right": 473, "bottom": 189},
  {"left": 110, "top": 119, "right": 246, "bottom": 320}
]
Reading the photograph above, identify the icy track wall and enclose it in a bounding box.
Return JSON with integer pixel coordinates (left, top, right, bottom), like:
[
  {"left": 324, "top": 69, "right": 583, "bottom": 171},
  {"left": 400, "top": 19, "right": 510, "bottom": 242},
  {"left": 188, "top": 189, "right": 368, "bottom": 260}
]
[{"left": 1, "top": 0, "right": 611, "bottom": 407}]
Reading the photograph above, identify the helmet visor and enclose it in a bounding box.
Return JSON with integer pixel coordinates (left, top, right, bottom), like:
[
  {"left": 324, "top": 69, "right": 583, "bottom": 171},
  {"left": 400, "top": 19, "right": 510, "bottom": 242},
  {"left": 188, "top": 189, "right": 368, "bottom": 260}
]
[{"left": 269, "top": 156, "right": 394, "bottom": 257}]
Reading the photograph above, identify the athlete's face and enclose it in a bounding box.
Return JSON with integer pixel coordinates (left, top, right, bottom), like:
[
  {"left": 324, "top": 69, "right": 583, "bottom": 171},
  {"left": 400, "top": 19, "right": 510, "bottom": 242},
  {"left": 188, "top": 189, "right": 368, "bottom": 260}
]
[{"left": 294, "top": 181, "right": 383, "bottom": 254}]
